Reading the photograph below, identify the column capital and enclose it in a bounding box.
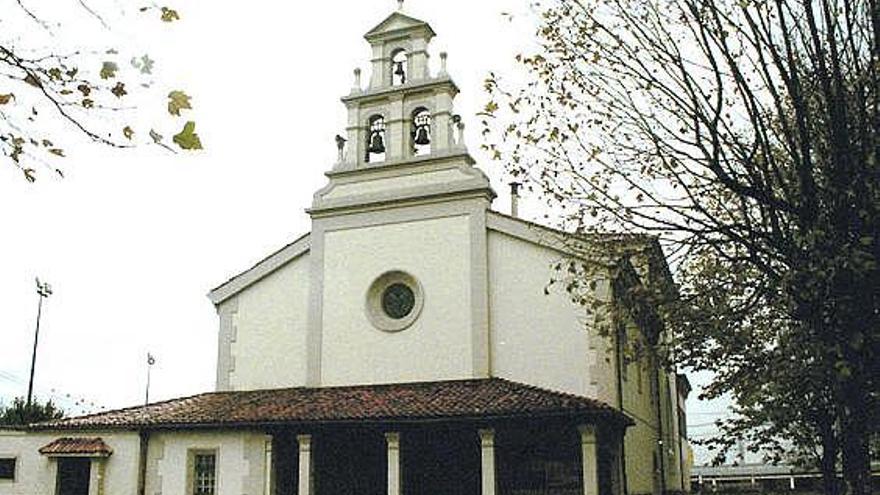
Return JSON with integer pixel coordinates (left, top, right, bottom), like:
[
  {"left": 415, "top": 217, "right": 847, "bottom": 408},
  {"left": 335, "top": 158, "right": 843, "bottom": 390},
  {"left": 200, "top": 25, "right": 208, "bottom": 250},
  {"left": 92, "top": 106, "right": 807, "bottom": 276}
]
[
  {"left": 578, "top": 424, "right": 597, "bottom": 443},
  {"left": 297, "top": 434, "right": 312, "bottom": 450},
  {"left": 385, "top": 432, "right": 401, "bottom": 447},
  {"left": 478, "top": 428, "right": 495, "bottom": 447}
]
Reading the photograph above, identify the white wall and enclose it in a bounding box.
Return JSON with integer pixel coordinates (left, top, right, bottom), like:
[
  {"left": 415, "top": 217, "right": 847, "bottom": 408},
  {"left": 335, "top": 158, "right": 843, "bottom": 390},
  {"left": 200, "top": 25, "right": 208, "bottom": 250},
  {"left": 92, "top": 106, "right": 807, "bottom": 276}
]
[
  {"left": 321, "top": 215, "right": 474, "bottom": 385},
  {"left": 0, "top": 430, "right": 140, "bottom": 495},
  {"left": 151, "top": 430, "right": 269, "bottom": 495},
  {"left": 220, "top": 253, "right": 311, "bottom": 391},
  {"left": 487, "top": 231, "right": 617, "bottom": 401}
]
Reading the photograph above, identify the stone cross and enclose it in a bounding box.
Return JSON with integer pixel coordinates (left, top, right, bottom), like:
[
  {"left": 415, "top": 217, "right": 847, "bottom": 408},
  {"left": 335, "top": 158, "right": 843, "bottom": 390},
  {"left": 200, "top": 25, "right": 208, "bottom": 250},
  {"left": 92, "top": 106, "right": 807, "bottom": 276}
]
[{"left": 397, "top": 0, "right": 404, "bottom": 10}]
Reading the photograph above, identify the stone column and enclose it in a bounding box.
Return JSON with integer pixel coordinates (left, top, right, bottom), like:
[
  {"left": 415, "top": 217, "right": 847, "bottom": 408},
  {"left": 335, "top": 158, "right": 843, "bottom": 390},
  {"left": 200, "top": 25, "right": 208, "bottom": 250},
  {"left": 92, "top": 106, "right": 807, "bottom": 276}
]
[
  {"left": 95, "top": 459, "right": 106, "bottom": 495},
  {"left": 297, "top": 434, "right": 313, "bottom": 495},
  {"left": 579, "top": 425, "right": 599, "bottom": 495},
  {"left": 386, "top": 432, "right": 402, "bottom": 495},
  {"left": 479, "top": 429, "right": 496, "bottom": 495},
  {"left": 387, "top": 97, "right": 406, "bottom": 161}
]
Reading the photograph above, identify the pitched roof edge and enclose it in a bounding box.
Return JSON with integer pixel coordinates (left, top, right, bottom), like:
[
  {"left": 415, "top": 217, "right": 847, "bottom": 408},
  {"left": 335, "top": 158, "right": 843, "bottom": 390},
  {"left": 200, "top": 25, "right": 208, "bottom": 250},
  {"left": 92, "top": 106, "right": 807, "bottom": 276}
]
[
  {"left": 364, "top": 12, "right": 436, "bottom": 40},
  {"left": 208, "top": 232, "right": 311, "bottom": 305},
  {"left": 487, "top": 211, "right": 675, "bottom": 294},
  {"left": 31, "top": 377, "right": 632, "bottom": 431}
]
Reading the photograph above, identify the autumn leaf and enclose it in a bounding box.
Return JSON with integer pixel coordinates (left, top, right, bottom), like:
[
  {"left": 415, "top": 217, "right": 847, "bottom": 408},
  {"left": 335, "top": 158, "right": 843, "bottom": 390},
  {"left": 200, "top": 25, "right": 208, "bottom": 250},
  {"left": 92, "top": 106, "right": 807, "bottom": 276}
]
[
  {"left": 48, "top": 68, "right": 63, "bottom": 81},
  {"left": 111, "top": 82, "right": 127, "bottom": 98},
  {"left": 172, "top": 121, "right": 202, "bottom": 150},
  {"left": 41, "top": 139, "right": 53, "bottom": 147},
  {"left": 131, "top": 54, "right": 155, "bottom": 75},
  {"left": 123, "top": 126, "right": 135, "bottom": 140},
  {"left": 149, "top": 129, "right": 163, "bottom": 144},
  {"left": 77, "top": 84, "right": 91, "bottom": 96},
  {"left": 48, "top": 148, "right": 65, "bottom": 157},
  {"left": 23, "top": 168, "right": 36, "bottom": 183},
  {"left": 167, "top": 90, "right": 192, "bottom": 116},
  {"left": 82, "top": 98, "right": 94, "bottom": 108},
  {"left": 100, "top": 61, "right": 118, "bottom": 80},
  {"left": 0, "top": 93, "right": 13, "bottom": 105},
  {"left": 160, "top": 7, "right": 180, "bottom": 22}
]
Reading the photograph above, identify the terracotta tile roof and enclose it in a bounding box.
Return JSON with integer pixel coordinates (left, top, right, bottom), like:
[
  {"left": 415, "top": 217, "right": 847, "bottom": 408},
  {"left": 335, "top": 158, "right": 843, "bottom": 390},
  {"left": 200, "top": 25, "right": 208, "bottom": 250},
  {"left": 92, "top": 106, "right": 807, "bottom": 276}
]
[
  {"left": 39, "top": 437, "right": 113, "bottom": 457},
  {"left": 31, "top": 378, "right": 630, "bottom": 431}
]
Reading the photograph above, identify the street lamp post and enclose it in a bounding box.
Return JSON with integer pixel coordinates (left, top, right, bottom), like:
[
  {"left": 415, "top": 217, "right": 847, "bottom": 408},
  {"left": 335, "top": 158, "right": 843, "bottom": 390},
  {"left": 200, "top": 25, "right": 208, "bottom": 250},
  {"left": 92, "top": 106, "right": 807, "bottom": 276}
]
[{"left": 27, "top": 278, "right": 53, "bottom": 407}]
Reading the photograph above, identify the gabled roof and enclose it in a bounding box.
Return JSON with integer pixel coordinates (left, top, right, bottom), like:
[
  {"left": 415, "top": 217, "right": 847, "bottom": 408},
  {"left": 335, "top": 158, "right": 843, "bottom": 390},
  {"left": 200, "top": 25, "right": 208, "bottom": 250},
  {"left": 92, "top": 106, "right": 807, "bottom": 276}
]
[
  {"left": 208, "top": 232, "right": 310, "bottom": 305},
  {"left": 208, "top": 211, "right": 674, "bottom": 307},
  {"left": 30, "top": 378, "right": 631, "bottom": 431},
  {"left": 39, "top": 437, "right": 112, "bottom": 457},
  {"left": 365, "top": 12, "right": 436, "bottom": 41}
]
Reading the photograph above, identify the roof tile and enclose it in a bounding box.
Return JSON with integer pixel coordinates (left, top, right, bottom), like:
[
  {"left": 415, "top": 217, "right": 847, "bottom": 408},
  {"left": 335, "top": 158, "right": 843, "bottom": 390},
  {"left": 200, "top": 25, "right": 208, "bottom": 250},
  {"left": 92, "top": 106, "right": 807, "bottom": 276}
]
[
  {"left": 32, "top": 378, "right": 629, "bottom": 430},
  {"left": 39, "top": 437, "right": 113, "bottom": 457}
]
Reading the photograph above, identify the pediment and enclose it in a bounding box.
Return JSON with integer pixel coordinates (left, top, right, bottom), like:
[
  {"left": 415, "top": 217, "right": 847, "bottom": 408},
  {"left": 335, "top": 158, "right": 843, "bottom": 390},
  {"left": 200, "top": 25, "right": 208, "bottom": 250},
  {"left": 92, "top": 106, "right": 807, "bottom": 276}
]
[{"left": 365, "top": 12, "right": 436, "bottom": 40}]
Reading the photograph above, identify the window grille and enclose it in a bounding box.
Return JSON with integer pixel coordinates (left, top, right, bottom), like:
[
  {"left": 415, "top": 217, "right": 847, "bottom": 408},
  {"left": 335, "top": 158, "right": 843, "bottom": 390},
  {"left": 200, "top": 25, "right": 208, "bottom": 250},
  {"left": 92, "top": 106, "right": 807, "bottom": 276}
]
[{"left": 193, "top": 453, "right": 216, "bottom": 495}]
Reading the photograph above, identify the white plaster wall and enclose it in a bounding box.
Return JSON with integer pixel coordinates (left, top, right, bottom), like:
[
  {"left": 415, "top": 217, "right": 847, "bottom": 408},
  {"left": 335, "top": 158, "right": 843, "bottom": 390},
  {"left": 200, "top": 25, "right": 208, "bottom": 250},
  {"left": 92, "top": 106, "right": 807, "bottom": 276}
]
[
  {"left": 227, "top": 254, "right": 311, "bottom": 391},
  {"left": 619, "top": 320, "right": 661, "bottom": 495},
  {"left": 321, "top": 215, "right": 473, "bottom": 385},
  {"left": 488, "top": 231, "right": 616, "bottom": 400},
  {"left": 153, "top": 430, "right": 269, "bottom": 495},
  {"left": 0, "top": 430, "right": 140, "bottom": 495}
]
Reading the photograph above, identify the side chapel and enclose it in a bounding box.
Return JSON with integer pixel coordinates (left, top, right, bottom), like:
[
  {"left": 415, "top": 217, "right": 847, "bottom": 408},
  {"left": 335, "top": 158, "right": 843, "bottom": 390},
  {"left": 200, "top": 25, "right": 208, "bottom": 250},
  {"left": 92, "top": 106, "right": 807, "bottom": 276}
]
[{"left": 0, "top": 7, "right": 691, "bottom": 495}]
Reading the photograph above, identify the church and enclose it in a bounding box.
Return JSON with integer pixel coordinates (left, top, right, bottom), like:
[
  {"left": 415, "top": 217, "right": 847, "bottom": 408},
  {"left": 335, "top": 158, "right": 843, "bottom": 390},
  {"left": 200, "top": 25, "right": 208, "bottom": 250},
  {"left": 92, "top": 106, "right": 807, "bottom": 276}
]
[{"left": 0, "top": 7, "right": 691, "bottom": 495}]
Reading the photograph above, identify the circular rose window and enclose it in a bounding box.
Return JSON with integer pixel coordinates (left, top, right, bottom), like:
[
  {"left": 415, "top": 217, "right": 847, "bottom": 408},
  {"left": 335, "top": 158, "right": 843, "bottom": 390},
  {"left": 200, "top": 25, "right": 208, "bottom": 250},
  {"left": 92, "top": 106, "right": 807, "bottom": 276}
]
[
  {"left": 366, "top": 271, "right": 424, "bottom": 332},
  {"left": 382, "top": 283, "right": 416, "bottom": 319}
]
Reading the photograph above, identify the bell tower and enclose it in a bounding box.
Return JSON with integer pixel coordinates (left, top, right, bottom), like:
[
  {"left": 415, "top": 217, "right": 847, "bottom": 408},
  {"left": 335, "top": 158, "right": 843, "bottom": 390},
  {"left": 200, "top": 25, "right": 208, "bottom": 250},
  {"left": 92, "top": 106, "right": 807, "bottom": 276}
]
[
  {"left": 310, "top": 7, "right": 493, "bottom": 214},
  {"left": 304, "top": 6, "right": 496, "bottom": 387},
  {"left": 339, "top": 10, "right": 458, "bottom": 167}
]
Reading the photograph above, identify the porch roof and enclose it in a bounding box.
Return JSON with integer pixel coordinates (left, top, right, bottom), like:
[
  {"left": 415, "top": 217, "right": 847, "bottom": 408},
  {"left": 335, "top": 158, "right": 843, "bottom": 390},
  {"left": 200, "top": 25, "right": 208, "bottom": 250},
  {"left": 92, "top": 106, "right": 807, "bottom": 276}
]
[
  {"left": 31, "top": 378, "right": 631, "bottom": 431},
  {"left": 39, "top": 437, "right": 113, "bottom": 457}
]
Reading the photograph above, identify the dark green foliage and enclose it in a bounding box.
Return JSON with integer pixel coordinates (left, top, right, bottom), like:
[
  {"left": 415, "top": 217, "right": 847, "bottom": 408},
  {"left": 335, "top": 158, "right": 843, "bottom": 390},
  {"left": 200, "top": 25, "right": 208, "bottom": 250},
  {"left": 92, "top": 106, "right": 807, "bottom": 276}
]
[{"left": 0, "top": 397, "right": 64, "bottom": 426}]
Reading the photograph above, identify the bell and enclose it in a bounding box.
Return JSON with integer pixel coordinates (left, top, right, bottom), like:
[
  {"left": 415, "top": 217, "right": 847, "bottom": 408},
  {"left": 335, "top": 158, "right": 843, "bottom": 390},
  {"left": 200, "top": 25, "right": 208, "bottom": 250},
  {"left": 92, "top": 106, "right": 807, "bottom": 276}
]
[
  {"left": 414, "top": 126, "right": 430, "bottom": 146},
  {"left": 368, "top": 132, "right": 385, "bottom": 154},
  {"left": 394, "top": 61, "right": 406, "bottom": 84}
]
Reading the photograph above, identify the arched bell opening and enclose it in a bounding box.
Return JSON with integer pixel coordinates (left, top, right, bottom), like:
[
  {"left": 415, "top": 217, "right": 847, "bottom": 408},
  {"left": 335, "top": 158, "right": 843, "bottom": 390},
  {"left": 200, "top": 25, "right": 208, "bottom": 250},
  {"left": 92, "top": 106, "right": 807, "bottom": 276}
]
[
  {"left": 391, "top": 49, "right": 408, "bottom": 86},
  {"left": 411, "top": 108, "right": 432, "bottom": 156},
  {"left": 366, "top": 115, "right": 387, "bottom": 163}
]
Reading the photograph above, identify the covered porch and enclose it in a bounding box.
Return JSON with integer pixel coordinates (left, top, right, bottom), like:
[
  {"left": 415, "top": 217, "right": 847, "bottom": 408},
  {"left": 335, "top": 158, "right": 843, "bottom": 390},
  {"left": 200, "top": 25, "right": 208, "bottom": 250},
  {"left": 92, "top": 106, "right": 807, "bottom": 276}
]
[
  {"left": 29, "top": 377, "right": 632, "bottom": 495},
  {"left": 268, "top": 419, "right": 624, "bottom": 495}
]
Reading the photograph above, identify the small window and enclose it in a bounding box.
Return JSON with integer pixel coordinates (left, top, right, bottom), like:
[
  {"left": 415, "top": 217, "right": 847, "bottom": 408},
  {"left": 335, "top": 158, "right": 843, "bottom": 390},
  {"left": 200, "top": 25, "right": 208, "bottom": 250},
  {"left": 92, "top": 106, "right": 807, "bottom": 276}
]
[
  {"left": 637, "top": 359, "right": 644, "bottom": 394},
  {"left": 0, "top": 458, "right": 15, "bottom": 480},
  {"left": 193, "top": 452, "right": 216, "bottom": 495}
]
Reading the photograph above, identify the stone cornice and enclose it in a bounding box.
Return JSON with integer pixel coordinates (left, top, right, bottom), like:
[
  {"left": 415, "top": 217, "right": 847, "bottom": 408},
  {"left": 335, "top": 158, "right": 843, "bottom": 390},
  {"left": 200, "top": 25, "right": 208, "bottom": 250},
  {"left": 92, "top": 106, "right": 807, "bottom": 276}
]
[{"left": 342, "top": 77, "right": 459, "bottom": 104}]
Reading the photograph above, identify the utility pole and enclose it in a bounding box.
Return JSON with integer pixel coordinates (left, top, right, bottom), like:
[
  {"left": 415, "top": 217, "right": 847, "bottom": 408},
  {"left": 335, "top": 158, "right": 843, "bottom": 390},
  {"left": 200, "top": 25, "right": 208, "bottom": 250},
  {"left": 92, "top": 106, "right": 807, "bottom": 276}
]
[{"left": 27, "top": 278, "right": 53, "bottom": 407}]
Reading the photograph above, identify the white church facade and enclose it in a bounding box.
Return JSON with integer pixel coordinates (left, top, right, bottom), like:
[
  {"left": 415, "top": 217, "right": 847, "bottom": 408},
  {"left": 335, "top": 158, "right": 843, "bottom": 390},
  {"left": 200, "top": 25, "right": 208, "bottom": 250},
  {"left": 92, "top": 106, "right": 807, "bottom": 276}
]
[{"left": 0, "top": 9, "right": 691, "bottom": 495}]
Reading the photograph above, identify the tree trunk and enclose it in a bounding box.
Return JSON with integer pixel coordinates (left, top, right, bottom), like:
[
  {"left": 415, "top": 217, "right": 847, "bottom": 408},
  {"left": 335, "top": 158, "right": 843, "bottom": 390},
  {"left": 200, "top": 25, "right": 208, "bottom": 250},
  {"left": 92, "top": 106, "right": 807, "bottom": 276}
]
[
  {"left": 840, "top": 378, "right": 871, "bottom": 495},
  {"left": 819, "top": 421, "right": 839, "bottom": 495}
]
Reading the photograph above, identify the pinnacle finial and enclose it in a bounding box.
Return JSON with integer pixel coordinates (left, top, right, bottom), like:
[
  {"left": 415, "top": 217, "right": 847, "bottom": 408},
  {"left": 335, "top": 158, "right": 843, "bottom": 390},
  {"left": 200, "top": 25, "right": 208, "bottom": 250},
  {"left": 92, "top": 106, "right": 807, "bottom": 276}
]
[{"left": 397, "top": 0, "right": 404, "bottom": 10}]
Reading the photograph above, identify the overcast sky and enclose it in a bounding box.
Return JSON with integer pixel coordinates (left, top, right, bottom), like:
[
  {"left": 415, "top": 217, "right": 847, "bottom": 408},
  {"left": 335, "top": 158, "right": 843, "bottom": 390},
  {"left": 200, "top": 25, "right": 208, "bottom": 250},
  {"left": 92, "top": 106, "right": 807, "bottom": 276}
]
[{"left": 0, "top": 0, "right": 729, "bottom": 463}]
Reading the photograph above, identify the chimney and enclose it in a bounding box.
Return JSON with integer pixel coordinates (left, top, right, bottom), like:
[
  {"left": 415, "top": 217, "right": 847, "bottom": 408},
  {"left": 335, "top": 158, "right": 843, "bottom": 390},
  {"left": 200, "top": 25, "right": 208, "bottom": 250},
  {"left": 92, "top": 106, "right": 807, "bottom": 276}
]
[{"left": 509, "top": 182, "right": 521, "bottom": 218}]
